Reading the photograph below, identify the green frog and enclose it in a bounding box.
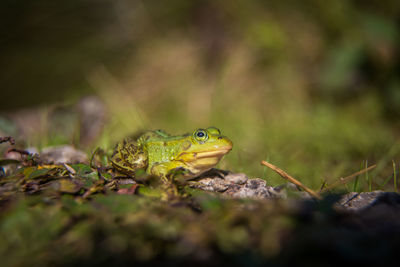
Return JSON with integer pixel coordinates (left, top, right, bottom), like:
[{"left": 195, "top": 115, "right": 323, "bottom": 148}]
[{"left": 110, "top": 127, "right": 233, "bottom": 185}]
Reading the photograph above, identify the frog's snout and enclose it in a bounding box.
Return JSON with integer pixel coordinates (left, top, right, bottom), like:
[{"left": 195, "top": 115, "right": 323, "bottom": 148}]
[
  {"left": 215, "top": 141, "right": 233, "bottom": 155},
  {"left": 223, "top": 137, "right": 233, "bottom": 150}
]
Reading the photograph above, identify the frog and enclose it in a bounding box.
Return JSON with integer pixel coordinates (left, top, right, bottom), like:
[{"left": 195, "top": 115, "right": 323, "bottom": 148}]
[{"left": 110, "top": 127, "right": 233, "bottom": 187}]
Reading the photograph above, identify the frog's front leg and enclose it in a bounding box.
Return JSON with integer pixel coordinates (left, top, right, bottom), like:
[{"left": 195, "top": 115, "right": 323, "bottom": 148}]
[{"left": 149, "top": 162, "right": 189, "bottom": 200}]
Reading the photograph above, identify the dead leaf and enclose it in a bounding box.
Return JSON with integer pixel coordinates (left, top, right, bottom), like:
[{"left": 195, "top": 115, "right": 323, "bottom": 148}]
[
  {"left": 58, "top": 179, "right": 82, "bottom": 194},
  {"left": 117, "top": 184, "right": 139, "bottom": 195}
]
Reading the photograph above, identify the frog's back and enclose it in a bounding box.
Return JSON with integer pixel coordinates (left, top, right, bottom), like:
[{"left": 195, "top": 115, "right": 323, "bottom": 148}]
[{"left": 142, "top": 131, "right": 190, "bottom": 167}]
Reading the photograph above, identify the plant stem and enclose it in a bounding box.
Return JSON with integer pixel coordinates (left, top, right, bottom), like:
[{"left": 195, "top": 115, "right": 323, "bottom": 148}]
[
  {"left": 393, "top": 160, "right": 398, "bottom": 193},
  {"left": 365, "top": 160, "right": 371, "bottom": 192},
  {"left": 321, "top": 164, "right": 376, "bottom": 193},
  {"left": 260, "top": 160, "right": 321, "bottom": 199}
]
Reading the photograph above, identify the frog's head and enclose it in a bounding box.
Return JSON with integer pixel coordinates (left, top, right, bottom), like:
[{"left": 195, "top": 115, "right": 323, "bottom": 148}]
[{"left": 175, "top": 127, "right": 233, "bottom": 176}]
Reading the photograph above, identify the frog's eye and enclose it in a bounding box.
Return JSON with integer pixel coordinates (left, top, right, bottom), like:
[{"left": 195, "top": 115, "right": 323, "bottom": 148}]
[
  {"left": 206, "top": 127, "right": 221, "bottom": 136},
  {"left": 194, "top": 129, "right": 208, "bottom": 142}
]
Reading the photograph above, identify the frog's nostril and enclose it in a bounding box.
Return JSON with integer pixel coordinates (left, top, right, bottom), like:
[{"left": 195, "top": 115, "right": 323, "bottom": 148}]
[{"left": 218, "top": 137, "right": 222, "bottom": 139}]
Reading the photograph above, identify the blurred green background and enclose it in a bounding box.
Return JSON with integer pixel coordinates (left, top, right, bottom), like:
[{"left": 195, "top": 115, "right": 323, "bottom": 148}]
[{"left": 1, "top": 0, "right": 400, "bottom": 190}]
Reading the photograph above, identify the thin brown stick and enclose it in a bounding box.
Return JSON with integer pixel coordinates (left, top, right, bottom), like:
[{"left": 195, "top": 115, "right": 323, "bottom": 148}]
[
  {"left": 320, "top": 164, "right": 376, "bottom": 193},
  {"left": 0, "top": 136, "right": 15, "bottom": 145},
  {"left": 261, "top": 160, "right": 322, "bottom": 199},
  {"left": 7, "top": 148, "right": 30, "bottom": 155}
]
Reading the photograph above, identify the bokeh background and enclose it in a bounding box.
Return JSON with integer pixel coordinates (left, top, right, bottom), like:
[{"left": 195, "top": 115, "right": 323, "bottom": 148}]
[{"left": 1, "top": 0, "right": 400, "bottom": 190}]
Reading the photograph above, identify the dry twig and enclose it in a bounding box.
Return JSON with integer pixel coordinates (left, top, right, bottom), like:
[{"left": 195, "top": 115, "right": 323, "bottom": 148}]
[
  {"left": 0, "top": 136, "right": 15, "bottom": 145},
  {"left": 261, "top": 160, "right": 321, "bottom": 199},
  {"left": 320, "top": 164, "right": 376, "bottom": 193},
  {"left": 7, "top": 148, "right": 30, "bottom": 155}
]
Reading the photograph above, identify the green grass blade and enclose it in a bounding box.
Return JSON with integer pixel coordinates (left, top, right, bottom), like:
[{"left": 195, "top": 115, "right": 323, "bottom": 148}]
[
  {"left": 354, "top": 161, "right": 364, "bottom": 192},
  {"left": 365, "top": 160, "right": 372, "bottom": 192},
  {"left": 353, "top": 175, "right": 359, "bottom": 192},
  {"left": 393, "top": 160, "right": 398, "bottom": 193},
  {"left": 378, "top": 174, "right": 394, "bottom": 190}
]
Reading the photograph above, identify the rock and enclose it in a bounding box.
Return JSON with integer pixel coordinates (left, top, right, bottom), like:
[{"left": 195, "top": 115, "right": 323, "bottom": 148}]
[
  {"left": 224, "top": 178, "right": 284, "bottom": 199},
  {"left": 337, "top": 191, "right": 400, "bottom": 211},
  {"left": 189, "top": 169, "right": 285, "bottom": 199},
  {"left": 77, "top": 96, "right": 107, "bottom": 147},
  {"left": 190, "top": 169, "right": 400, "bottom": 210},
  {"left": 25, "top": 147, "right": 39, "bottom": 155},
  {"left": 188, "top": 178, "right": 229, "bottom": 192},
  {"left": 224, "top": 172, "right": 248, "bottom": 184},
  {"left": 40, "top": 145, "right": 88, "bottom": 164}
]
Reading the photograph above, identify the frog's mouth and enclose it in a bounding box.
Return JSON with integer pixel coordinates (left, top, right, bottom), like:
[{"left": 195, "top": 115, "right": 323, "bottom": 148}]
[
  {"left": 194, "top": 147, "right": 232, "bottom": 159},
  {"left": 175, "top": 146, "right": 232, "bottom": 177},
  {"left": 177, "top": 146, "right": 232, "bottom": 163}
]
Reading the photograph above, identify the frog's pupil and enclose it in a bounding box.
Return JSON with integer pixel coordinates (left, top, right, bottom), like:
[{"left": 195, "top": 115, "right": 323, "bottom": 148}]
[{"left": 197, "top": 132, "right": 205, "bottom": 137}]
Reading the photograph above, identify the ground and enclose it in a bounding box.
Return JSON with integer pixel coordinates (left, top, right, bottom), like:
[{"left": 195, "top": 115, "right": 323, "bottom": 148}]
[{"left": 1, "top": 144, "right": 400, "bottom": 266}]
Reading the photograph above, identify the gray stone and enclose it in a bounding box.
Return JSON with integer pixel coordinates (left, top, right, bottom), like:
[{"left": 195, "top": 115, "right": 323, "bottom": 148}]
[
  {"left": 40, "top": 145, "right": 88, "bottom": 164},
  {"left": 224, "top": 172, "right": 248, "bottom": 185},
  {"left": 189, "top": 169, "right": 286, "bottom": 199},
  {"left": 188, "top": 178, "right": 229, "bottom": 192},
  {"left": 190, "top": 169, "right": 400, "bottom": 211},
  {"left": 224, "top": 178, "right": 284, "bottom": 199},
  {"left": 337, "top": 191, "right": 400, "bottom": 211}
]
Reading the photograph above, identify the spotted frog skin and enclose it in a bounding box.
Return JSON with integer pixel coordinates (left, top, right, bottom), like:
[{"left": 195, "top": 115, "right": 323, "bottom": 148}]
[{"left": 110, "top": 127, "right": 233, "bottom": 181}]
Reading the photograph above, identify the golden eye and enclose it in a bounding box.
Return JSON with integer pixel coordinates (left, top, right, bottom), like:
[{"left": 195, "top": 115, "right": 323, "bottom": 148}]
[{"left": 194, "top": 129, "right": 208, "bottom": 142}]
